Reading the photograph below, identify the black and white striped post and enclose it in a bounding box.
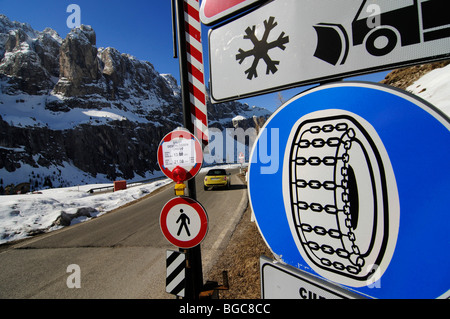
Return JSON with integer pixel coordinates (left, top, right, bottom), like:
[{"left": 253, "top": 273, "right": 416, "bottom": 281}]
[{"left": 166, "top": 250, "right": 186, "bottom": 298}]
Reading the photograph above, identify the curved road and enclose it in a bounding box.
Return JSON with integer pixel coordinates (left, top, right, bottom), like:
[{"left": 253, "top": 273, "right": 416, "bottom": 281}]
[{"left": 0, "top": 168, "right": 247, "bottom": 298}]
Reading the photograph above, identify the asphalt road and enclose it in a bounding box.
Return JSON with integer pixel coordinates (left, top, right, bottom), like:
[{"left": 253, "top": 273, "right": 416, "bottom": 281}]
[{"left": 0, "top": 168, "right": 247, "bottom": 298}]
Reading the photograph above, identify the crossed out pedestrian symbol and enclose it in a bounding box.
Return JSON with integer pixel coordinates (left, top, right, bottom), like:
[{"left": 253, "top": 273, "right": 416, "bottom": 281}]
[
  {"left": 176, "top": 209, "right": 191, "bottom": 237},
  {"left": 160, "top": 197, "right": 208, "bottom": 249}
]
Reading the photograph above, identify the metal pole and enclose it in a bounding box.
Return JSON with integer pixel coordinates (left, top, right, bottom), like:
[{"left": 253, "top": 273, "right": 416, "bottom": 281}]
[
  {"left": 174, "top": 0, "right": 203, "bottom": 300},
  {"left": 171, "top": 0, "right": 178, "bottom": 59}
]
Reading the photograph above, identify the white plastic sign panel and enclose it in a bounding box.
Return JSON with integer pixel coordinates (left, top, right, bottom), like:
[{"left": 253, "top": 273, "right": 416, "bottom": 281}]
[
  {"left": 208, "top": 0, "right": 450, "bottom": 102},
  {"left": 157, "top": 129, "right": 203, "bottom": 182},
  {"left": 260, "top": 256, "right": 364, "bottom": 299},
  {"left": 160, "top": 197, "right": 208, "bottom": 249},
  {"left": 248, "top": 82, "right": 450, "bottom": 299},
  {"left": 162, "top": 138, "right": 197, "bottom": 169}
]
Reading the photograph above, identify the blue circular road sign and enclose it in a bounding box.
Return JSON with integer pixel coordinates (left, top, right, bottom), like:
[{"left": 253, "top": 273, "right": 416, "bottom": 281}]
[{"left": 249, "top": 82, "right": 450, "bottom": 299}]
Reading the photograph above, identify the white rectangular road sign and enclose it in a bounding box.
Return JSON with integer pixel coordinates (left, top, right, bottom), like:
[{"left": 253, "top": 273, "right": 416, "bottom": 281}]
[
  {"left": 260, "top": 256, "right": 366, "bottom": 299},
  {"left": 162, "top": 138, "right": 197, "bottom": 169},
  {"left": 208, "top": 0, "right": 450, "bottom": 102}
]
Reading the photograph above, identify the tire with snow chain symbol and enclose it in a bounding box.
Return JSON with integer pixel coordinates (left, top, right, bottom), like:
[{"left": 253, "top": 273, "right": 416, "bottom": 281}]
[
  {"left": 249, "top": 82, "right": 450, "bottom": 298},
  {"left": 283, "top": 109, "right": 400, "bottom": 287}
]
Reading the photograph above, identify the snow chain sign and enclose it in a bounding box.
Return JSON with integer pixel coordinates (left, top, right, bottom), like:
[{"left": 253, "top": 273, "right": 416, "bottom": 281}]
[
  {"left": 157, "top": 128, "right": 203, "bottom": 182},
  {"left": 208, "top": 0, "right": 450, "bottom": 102},
  {"left": 248, "top": 82, "right": 450, "bottom": 299}
]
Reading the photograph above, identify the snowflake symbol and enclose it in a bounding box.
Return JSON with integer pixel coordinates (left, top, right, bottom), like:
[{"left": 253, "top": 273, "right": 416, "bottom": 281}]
[{"left": 236, "top": 16, "right": 289, "bottom": 80}]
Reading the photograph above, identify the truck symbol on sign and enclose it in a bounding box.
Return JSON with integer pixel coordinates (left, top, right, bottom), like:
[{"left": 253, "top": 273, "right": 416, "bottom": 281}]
[{"left": 313, "top": 0, "right": 450, "bottom": 65}]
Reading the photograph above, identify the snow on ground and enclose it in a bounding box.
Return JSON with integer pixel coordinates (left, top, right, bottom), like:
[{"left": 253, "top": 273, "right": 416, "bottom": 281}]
[
  {"left": 0, "top": 178, "right": 172, "bottom": 245},
  {"left": 406, "top": 63, "right": 450, "bottom": 117},
  {"left": 0, "top": 92, "right": 156, "bottom": 130},
  {"left": 0, "top": 164, "right": 241, "bottom": 245},
  {"left": 1, "top": 63, "right": 449, "bottom": 246}
]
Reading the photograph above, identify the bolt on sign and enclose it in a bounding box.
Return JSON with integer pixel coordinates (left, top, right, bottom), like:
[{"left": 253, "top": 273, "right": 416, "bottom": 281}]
[{"left": 208, "top": 0, "right": 450, "bottom": 102}]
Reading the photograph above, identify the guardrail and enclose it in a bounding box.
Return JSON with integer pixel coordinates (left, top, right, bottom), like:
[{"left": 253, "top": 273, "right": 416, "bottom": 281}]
[
  {"left": 86, "top": 162, "right": 246, "bottom": 194},
  {"left": 86, "top": 175, "right": 167, "bottom": 194}
]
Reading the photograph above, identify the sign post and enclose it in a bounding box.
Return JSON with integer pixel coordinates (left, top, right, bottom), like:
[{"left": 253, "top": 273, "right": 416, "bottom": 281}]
[
  {"left": 238, "top": 152, "right": 245, "bottom": 173},
  {"left": 166, "top": 250, "right": 186, "bottom": 298},
  {"left": 170, "top": 0, "right": 207, "bottom": 300},
  {"left": 158, "top": 127, "right": 206, "bottom": 299}
]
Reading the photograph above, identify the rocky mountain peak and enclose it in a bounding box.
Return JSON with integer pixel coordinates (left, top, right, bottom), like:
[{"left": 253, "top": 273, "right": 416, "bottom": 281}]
[
  {"left": 0, "top": 15, "right": 61, "bottom": 95},
  {"left": 0, "top": 14, "right": 271, "bottom": 190},
  {"left": 54, "top": 25, "right": 101, "bottom": 97}
]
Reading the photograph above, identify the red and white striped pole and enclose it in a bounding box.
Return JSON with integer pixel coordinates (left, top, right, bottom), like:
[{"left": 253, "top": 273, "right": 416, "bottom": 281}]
[
  {"left": 173, "top": 0, "right": 207, "bottom": 300},
  {"left": 180, "top": 0, "right": 209, "bottom": 147}
]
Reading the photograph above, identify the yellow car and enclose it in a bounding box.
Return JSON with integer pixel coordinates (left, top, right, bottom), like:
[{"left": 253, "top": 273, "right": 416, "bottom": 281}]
[{"left": 204, "top": 169, "right": 231, "bottom": 190}]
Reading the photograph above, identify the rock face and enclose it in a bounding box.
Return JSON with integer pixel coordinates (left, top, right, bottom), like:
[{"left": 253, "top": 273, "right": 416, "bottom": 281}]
[
  {"left": 0, "top": 17, "right": 61, "bottom": 95},
  {"left": 54, "top": 25, "right": 101, "bottom": 97},
  {"left": 0, "top": 15, "right": 271, "bottom": 190}
]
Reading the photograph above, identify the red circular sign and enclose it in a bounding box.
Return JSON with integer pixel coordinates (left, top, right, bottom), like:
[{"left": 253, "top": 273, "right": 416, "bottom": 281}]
[
  {"left": 200, "top": 0, "right": 261, "bottom": 25},
  {"left": 160, "top": 197, "right": 208, "bottom": 249},
  {"left": 157, "top": 129, "right": 203, "bottom": 182}
]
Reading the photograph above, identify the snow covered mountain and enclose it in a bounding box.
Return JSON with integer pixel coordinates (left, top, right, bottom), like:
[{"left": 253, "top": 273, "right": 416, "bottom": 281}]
[{"left": 0, "top": 15, "right": 271, "bottom": 192}]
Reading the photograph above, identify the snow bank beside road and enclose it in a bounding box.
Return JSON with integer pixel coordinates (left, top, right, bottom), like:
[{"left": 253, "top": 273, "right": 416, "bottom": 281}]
[
  {"left": 0, "top": 164, "right": 242, "bottom": 245},
  {"left": 0, "top": 178, "right": 172, "bottom": 245},
  {"left": 1, "top": 62, "right": 449, "bottom": 246}
]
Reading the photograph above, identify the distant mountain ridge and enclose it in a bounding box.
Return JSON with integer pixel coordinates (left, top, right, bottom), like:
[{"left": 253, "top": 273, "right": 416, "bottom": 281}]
[{"left": 0, "top": 14, "right": 271, "bottom": 192}]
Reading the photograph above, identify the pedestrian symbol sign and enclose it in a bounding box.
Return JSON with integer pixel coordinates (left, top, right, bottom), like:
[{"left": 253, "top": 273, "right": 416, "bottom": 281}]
[
  {"left": 160, "top": 197, "right": 208, "bottom": 249},
  {"left": 176, "top": 209, "right": 191, "bottom": 237}
]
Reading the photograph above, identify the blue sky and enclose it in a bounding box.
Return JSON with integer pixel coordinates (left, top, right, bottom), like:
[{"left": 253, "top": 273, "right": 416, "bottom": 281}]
[{"left": 0, "top": 0, "right": 389, "bottom": 112}]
